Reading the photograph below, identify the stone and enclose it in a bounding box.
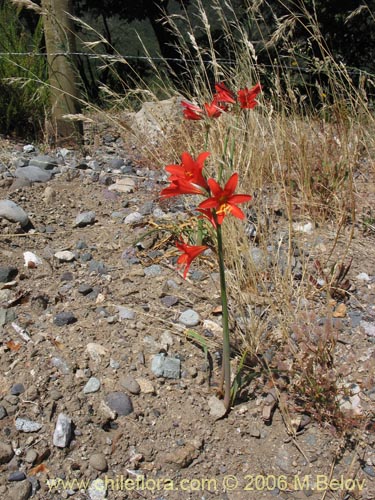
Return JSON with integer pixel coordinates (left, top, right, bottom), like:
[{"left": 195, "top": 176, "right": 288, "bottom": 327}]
[
  {"left": 0, "top": 308, "right": 16, "bottom": 327},
  {"left": 250, "top": 247, "right": 267, "bottom": 271},
  {"left": 161, "top": 295, "right": 179, "bottom": 307},
  {"left": 161, "top": 442, "right": 200, "bottom": 470},
  {"left": 53, "top": 413, "right": 72, "bottom": 448},
  {"left": 10, "top": 383, "right": 25, "bottom": 396},
  {"left": 86, "top": 343, "right": 108, "bottom": 362},
  {"left": 8, "top": 471, "right": 26, "bottom": 481},
  {"left": 0, "top": 200, "right": 29, "bottom": 227},
  {"left": 357, "top": 272, "right": 370, "bottom": 281},
  {"left": 178, "top": 309, "right": 200, "bottom": 327},
  {"left": 0, "top": 442, "right": 14, "bottom": 464},
  {"left": 151, "top": 354, "right": 181, "bottom": 379},
  {"left": 361, "top": 321, "right": 375, "bottom": 337},
  {"left": 54, "top": 311, "right": 77, "bottom": 326},
  {"left": 54, "top": 251, "right": 76, "bottom": 262},
  {"left": 117, "top": 306, "right": 136, "bottom": 320},
  {"left": 23, "top": 144, "right": 35, "bottom": 153},
  {"left": 24, "top": 449, "right": 38, "bottom": 465},
  {"left": 15, "top": 166, "right": 52, "bottom": 183},
  {"left": 120, "top": 375, "right": 141, "bottom": 395},
  {"left": 74, "top": 211, "right": 96, "bottom": 228},
  {"left": 78, "top": 284, "right": 93, "bottom": 295},
  {"left": 0, "top": 406, "right": 7, "bottom": 419},
  {"left": 0, "top": 266, "right": 18, "bottom": 283},
  {"left": 29, "top": 154, "right": 57, "bottom": 170},
  {"left": 108, "top": 177, "right": 135, "bottom": 193},
  {"left": 208, "top": 396, "right": 227, "bottom": 420},
  {"left": 105, "top": 392, "right": 133, "bottom": 416},
  {"left": 89, "top": 453, "right": 108, "bottom": 472},
  {"left": 83, "top": 377, "right": 101, "bottom": 394},
  {"left": 124, "top": 212, "right": 143, "bottom": 224},
  {"left": 144, "top": 264, "right": 162, "bottom": 277},
  {"left": 15, "top": 418, "right": 42, "bottom": 433},
  {"left": 136, "top": 377, "right": 155, "bottom": 394},
  {"left": 51, "top": 357, "right": 70, "bottom": 375},
  {"left": 88, "top": 261, "right": 107, "bottom": 275}
]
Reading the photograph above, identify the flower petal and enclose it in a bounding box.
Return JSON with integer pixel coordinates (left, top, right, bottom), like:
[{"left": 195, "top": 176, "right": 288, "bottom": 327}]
[{"left": 223, "top": 173, "right": 239, "bottom": 196}]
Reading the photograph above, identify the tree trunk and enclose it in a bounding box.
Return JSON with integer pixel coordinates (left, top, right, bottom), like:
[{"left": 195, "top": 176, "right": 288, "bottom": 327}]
[{"left": 41, "top": 0, "right": 82, "bottom": 143}]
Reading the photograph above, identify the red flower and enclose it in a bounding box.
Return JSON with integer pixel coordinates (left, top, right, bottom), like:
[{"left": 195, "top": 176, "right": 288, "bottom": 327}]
[
  {"left": 214, "top": 82, "right": 236, "bottom": 105},
  {"left": 198, "top": 173, "right": 252, "bottom": 224},
  {"left": 160, "top": 178, "right": 205, "bottom": 198},
  {"left": 181, "top": 99, "right": 223, "bottom": 120},
  {"left": 165, "top": 151, "right": 209, "bottom": 190},
  {"left": 181, "top": 100, "right": 205, "bottom": 120},
  {"left": 176, "top": 240, "right": 208, "bottom": 279},
  {"left": 237, "top": 83, "right": 262, "bottom": 109}
]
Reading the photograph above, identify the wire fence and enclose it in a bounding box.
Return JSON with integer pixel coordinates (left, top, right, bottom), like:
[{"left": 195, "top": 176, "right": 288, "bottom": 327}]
[{"left": 0, "top": 51, "right": 374, "bottom": 78}]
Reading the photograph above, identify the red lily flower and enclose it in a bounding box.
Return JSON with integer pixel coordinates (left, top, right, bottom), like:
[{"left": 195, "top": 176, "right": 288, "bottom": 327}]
[
  {"left": 181, "top": 99, "right": 223, "bottom": 120},
  {"left": 214, "top": 82, "right": 236, "bottom": 105},
  {"left": 198, "top": 173, "right": 252, "bottom": 224},
  {"left": 181, "top": 100, "right": 205, "bottom": 120},
  {"left": 165, "top": 151, "right": 209, "bottom": 190},
  {"left": 237, "top": 82, "right": 262, "bottom": 109},
  {"left": 176, "top": 240, "right": 208, "bottom": 279},
  {"left": 160, "top": 178, "right": 205, "bottom": 198}
]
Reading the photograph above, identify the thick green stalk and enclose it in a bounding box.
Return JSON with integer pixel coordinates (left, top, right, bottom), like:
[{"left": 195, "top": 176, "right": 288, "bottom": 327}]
[{"left": 216, "top": 220, "right": 231, "bottom": 411}]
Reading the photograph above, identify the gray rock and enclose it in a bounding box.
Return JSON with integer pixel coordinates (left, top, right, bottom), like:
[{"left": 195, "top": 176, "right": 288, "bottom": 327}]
[
  {"left": 51, "top": 357, "right": 70, "bottom": 375},
  {"left": 120, "top": 375, "right": 141, "bottom": 395},
  {"left": 139, "top": 201, "right": 154, "bottom": 215},
  {"left": 151, "top": 353, "right": 181, "bottom": 379},
  {"left": 361, "top": 321, "right": 375, "bottom": 337},
  {"left": 88, "top": 478, "right": 107, "bottom": 500},
  {"left": 161, "top": 295, "right": 179, "bottom": 307},
  {"left": 0, "top": 266, "right": 18, "bottom": 283},
  {"left": 7, "top": 480, "right": 32, "bottom": 500},
  {"left": 110, "top": 359, "right": 120, "bottom": 370},
  {"left": 10, "top": 178, "right": 32, "bottom": 191},
  {"left": 29, "top": 154, "right": 57, "bottom": 170},
  {"left": 179, "top": 309, "right": 200, "bottom": 327},
  {"left": 54, "top": 311, "right": 77, "bottom": 326},
  {"left": 89, "top": 453, "right": 108, "bottom": 472},
  {"left": 10, "top": 383, "right": 25, "bottom": 396},
  {"left": 0, "top": 442, "right": 14, "bottom": 464},
  {"left": 88, "top": 260, "right": 107, "bottom": 275},
  {"left": 105, "top": 392, "right": 133, "bottom": 416},
  {"left": 363, "top": 465, "right": 375, "bottom": 477},
  {"left": 78, "top": 284, "right": 93, "bottom": 295},
  {"left": 109, "top": 158, "right": 125, "bottom": 169},
  {"left": 0, "top": 308, "right": 16, "bottom": 326},
  {"left": 15, "top": 166, "right": 52, "bottom": 183},
  {"left": 144, "top": 264, "right": 162, "bottom": 277},
  {"left": 74, "top": 211, "right": 96, "bottom": 228},
  {"left": 8, "top": 471, "right": 26, "bottom": 481},
  {"left": 83, "top": 377, "right": 101, "bottom": 394},
  {"left": 0, "top": 200, "right": 29, "bottom": 227},
  {"left": 53, "top": 413, "right": 72, "bottom": 448},
  {"left": 117, "top": 306, "right": 136, "bottom": 320},
  {"left": 23, "top": 144, "right": 35, "bottom": 153},
  {"left": 124, "top": 211, "right": 143, "bottom": 224},
  {"left": 15, "top": 418, "right": 42, "bottom": 433}
]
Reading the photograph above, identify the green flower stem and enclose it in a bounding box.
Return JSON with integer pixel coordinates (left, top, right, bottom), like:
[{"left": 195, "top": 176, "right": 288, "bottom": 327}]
[{"left": 215, "top": 216, "right": 231, "bottom": 412}]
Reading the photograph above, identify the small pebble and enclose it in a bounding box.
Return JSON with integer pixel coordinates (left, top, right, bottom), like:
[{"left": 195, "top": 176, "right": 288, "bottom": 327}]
[
  {"left": 83, "top": 377, "right": 101, "bottom": 394},
  {"left": 54, "top": 311, "right": 77, "bottom": 326},
  {"left": 120, "top": 376, "right": 141, "bottom": 395},
  {"left": 89, "top": 453, "right": 108, "bottom": 472},
  {"left": 15, "top": 418, "right": 42, "bottom": 433},
  {"left": 179, "top": 309, "right": 200, "bottom": 327}
]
